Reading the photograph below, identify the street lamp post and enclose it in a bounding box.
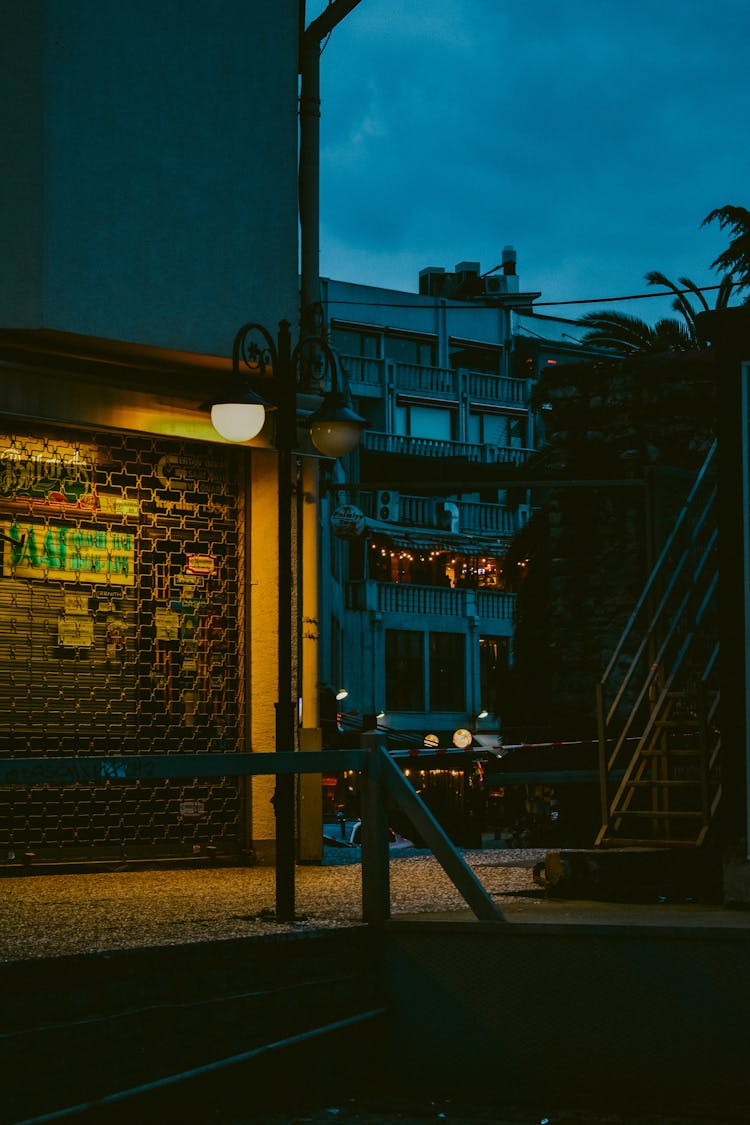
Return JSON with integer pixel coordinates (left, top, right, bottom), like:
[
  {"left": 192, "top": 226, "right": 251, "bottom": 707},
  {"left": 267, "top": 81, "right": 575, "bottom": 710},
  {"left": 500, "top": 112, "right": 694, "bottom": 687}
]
[{"left": 208, "top": 320, "right": 366, "bottom": 920}]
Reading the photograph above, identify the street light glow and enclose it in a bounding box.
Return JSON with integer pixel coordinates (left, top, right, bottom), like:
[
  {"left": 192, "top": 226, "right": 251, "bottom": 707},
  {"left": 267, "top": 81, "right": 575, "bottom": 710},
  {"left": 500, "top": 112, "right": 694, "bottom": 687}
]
[
  {"left": 210, "top": 400, "right": 267, "bottom": 442},
  {"left": 309, "top": 417, "right": 363, "bottom": 458}
]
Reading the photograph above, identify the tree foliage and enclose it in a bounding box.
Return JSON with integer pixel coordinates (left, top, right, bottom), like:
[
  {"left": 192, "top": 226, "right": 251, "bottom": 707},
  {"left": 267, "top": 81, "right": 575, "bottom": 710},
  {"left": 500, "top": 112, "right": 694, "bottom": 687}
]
[
  {"left": 579, "top": 267, "right": 735, "bottom": 355},
  {"left": 702, "top": 204, "right": 750, "bottom": 295},
  {"left": 576, "top": 311, "right": 694, "bottom": 355}
]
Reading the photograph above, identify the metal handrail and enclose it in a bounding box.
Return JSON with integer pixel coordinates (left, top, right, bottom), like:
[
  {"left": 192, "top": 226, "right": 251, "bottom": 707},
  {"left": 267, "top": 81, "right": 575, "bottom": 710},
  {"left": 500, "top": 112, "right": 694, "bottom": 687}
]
[
  {"left": 0, "top": 747, "right": 505, "bottom": 926},
  {"left": 605, "top": 523, "right": 717, "bottom": 734},
  {"left": 595, "top": 440, "right": 720, "bottom": 843},
  {"left": 598, "top": 440, "right": 717, "bottom": 691}
]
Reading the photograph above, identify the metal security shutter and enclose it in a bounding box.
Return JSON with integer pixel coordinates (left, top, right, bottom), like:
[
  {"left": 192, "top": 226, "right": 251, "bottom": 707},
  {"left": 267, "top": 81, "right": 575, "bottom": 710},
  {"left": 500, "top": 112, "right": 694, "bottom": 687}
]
[{"left": 0, "top": 424, "right": 246, "bottom": 865}]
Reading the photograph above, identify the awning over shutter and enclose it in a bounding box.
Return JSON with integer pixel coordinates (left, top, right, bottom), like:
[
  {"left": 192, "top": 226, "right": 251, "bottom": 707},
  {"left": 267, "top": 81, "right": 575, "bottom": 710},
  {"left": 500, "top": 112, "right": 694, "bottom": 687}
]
[{"left": 366, "top": 521, "right": 509, "bottom": 555}]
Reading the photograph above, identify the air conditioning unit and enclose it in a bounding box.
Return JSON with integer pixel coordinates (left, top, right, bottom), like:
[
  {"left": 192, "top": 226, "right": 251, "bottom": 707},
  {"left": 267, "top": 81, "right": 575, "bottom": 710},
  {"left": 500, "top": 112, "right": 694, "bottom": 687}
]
[
  {"left": 376, "top": 489, "right": 399, "bottom": 522},
  {"left": 484, "top": 275, "right": 507, "bottom": 296},
  {"left": 484, "top": 274, "right": 519, "bottom": 296}
]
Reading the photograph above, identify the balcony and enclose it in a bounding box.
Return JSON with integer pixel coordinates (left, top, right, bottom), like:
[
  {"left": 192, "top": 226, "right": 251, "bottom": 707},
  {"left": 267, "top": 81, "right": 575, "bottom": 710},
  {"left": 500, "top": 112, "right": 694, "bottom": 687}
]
[
  {"left": 338, "top": 354, "right": 530, "bottom": 407},
  {"left": 361, "top": 430, "right": 534, "bottom": 465},
  {"left": 357, "top": 491, "right": 520, "bottom": 538},
  {"left": 345, "top": 580, "right": 515, "bottom": 624}
]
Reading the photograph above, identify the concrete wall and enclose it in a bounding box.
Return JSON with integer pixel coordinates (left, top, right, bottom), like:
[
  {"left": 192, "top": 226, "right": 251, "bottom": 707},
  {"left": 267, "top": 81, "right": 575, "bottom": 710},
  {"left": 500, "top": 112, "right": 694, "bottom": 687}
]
[
  {"left": 3, "top": 928, "right": 381, "bottom": 1121},
  {"left": 381, "top": 920, "right": 750, "bottom": 1117},
  {"left": 0, "top": 0, "right": 299, "bottom": 355}
]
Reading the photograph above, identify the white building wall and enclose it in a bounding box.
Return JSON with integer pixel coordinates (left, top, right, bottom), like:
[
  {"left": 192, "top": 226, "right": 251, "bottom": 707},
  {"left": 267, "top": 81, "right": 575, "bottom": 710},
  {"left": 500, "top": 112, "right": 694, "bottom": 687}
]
[
  {"left": 0, "top": 0, "right": 299, "bottom": 355},
  {"left": 322, "top": 278, "right": 508, "bottom": 348}
]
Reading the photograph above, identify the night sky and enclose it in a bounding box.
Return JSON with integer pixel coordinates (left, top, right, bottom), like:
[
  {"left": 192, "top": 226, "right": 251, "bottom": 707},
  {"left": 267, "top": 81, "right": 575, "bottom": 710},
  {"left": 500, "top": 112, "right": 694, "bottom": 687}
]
[{"left": 310, "top": 0, "right": 749, "bottom": 323}]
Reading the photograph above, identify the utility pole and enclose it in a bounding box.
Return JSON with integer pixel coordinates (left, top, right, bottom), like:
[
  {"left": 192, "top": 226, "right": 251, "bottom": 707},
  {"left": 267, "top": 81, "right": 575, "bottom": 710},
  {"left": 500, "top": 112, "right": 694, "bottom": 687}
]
[
  {"left": 296, "top": 1, "right": 364, "bottom": 867},
  {"left": 299, "top": 1, "right": 363, "bottom": 360}
]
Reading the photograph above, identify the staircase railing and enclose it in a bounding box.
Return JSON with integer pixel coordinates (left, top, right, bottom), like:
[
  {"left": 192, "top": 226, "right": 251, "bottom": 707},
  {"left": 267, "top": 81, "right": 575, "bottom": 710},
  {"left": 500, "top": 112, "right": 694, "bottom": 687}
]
[{"left": 596, "top": 441, "right": 720, "bottom": 847}]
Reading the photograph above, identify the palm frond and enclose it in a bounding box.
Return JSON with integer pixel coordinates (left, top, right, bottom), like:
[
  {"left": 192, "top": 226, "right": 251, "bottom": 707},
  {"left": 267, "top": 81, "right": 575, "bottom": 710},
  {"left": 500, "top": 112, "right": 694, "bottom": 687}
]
[
  {"left": 577, "top": 311, "right": 692, "bottom": 355},
  {"left": 702, "top": 205, "right": 750, "bottom": 288},
  {"left": 644, "top": 270, "right": 699, "bottom": 335},
  {"left": 676, "top": 276, "right": 710, "bottom": 314},
  {"left": 716, "top": 274, "right": 735, "bottom": 309}
]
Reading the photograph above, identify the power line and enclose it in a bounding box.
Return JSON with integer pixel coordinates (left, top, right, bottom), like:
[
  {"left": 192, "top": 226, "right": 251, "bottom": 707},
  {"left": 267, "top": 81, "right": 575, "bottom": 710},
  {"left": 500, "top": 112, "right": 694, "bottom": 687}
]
[
  {"left": 324, "top": 281, "right": 739, "bottom": 312},
  {"left": 535, "top": 283, "right": 737, "bottom": 308}
]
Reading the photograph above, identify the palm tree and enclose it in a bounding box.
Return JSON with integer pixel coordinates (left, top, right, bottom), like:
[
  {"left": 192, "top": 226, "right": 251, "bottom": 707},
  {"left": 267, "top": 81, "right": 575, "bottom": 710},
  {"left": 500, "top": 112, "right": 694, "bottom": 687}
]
[
  {"left": 644, "top": 270, "right": 735, "bottom": 338},
  {"left": 576, "top": 310, "right": 694, "bottom": 355},
  {"left": 578, "top": 270, "right": 735, "bottom": 355},
  {"left": 702, "top": 204, "right": 750, "bottom": 297}
]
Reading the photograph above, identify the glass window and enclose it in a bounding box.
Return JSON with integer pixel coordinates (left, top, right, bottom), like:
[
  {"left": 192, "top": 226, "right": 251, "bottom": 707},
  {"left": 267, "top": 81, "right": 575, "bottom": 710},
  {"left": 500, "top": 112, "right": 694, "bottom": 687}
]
[
  {"left": 449, "top": 342, "right": 501, "bottom": 374},
  {"left": 408, "top": 405, "right": 453, "bottom": 441},
  {"left": 385, "top": 630, "right": 424, "bottom": 710},
  {"left": 469, "top": 411, "right": 526, "bottom": 448},
  {"left": 479, "top": 636, "right": 510, "bottom": 715},
  {"left": 509, "top": 417, "right": 526, "bottom": 448},
  {"left": 331, "top": 327, "right": 379, "bottom": 358},
  {"left": 429, "top": 632, "right": 465, "bottom": 711},
  {"left": 384, "top": 335, "right": 437, "bottom": 367}
]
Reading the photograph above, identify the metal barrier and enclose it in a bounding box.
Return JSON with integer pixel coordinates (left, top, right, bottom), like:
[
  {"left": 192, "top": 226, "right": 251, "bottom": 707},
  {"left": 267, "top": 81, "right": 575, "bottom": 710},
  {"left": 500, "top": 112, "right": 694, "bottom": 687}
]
[{"left": 0, "top": 747, "right": 505, "bottom": 925}]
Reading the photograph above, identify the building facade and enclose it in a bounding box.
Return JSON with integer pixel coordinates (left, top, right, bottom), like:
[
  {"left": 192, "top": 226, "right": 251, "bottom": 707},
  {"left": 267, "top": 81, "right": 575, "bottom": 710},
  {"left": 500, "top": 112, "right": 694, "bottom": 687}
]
[
  {"left": 317, "top": 255, "right": 609, "bottom": 756},
  {"left": 0, "top": 1, "right": 305, "bottom": 868}
]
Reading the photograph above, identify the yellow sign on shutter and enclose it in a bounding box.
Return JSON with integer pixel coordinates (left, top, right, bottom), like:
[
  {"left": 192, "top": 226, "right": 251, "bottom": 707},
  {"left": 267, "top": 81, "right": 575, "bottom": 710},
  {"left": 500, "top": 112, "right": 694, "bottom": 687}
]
[{"left": 2, "top": 521, "right": 135, "bottom": 585}]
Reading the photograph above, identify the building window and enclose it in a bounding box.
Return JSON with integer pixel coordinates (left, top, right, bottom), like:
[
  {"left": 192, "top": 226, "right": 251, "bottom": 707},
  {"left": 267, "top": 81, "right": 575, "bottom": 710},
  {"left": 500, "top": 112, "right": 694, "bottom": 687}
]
[
  {"left": 384, "top": 334, "right": 437, "bottom": 367},
  {"left": 449, "top": 341, "right": 501, "bottom": 374},
  {"left": 385, "top": 629, "right": 424, "bottom": 710},
  {"left": 467, "top": 411, "right": 526, "bottom": 448},
  {"left": 429, "top": 632, "right": 465, "bottom": 711},
  {"left": 330, "top": 326, "right": 380, "bottom": 358},
  {"left": 394, "top": 401, "right": 455, "bottom": 441},
  {"left": 479, "top": 635, "right": 510, "bottom": 716}
]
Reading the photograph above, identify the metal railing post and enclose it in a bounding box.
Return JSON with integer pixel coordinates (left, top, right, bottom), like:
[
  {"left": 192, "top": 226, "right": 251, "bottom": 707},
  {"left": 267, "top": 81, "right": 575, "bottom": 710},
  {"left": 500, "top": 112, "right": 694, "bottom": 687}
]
[
  {"left": 596, "top": 680, "right": 609, "bottom": 841},
  {"left": 360, "top": 737, "right": 391, "bottom": 924},
  {"left": 376, "top": 747, "right": 505, "bottom": 922}
]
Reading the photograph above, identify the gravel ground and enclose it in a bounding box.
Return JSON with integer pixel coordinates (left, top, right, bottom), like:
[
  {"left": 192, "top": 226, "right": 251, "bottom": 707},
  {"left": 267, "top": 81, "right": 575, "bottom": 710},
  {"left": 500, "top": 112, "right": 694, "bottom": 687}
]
[{"left": 0, "top": 844, "right": 544, "bottom": 962}]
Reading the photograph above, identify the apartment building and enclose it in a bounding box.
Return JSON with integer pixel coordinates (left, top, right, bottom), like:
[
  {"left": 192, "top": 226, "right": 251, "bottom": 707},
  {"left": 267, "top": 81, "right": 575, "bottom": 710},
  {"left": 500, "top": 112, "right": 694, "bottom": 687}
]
[{"left": 317, "top": 252, "right": 608, "bottom": 751}]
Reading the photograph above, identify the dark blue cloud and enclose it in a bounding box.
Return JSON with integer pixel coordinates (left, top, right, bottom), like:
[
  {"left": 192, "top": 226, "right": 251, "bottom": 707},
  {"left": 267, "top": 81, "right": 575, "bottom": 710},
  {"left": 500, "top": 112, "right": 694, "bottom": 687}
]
[{"left": 312, "top": 0, "right": 750, "bottom": 321}]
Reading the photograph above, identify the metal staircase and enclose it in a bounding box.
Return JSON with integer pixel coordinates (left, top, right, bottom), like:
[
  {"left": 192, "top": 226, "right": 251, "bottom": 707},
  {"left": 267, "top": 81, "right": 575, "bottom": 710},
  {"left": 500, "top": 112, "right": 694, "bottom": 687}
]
[{"left": 595, "top": 441, "right": 721, "bottom": 848}]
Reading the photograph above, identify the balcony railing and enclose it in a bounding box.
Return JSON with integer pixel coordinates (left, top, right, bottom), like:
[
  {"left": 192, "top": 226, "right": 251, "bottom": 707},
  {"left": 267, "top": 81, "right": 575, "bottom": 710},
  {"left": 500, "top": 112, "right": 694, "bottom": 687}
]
[
  {"left": 393, "top": 361, "right": 455, "bottom": 395},
  {"left": 345, "top": 580, "right": 515, "bottom": 623},
  {"left": 361, "top": 430, "right": 534, "bottom": 465},
  {"left": 357, "top": 492, "right": 519, "bottom": 537},
  {"left": 338, "top": 354, "right": 530, "bottom": 407},
  {"left": 338, "top": 354, "right": 384, "bottom": 388}
]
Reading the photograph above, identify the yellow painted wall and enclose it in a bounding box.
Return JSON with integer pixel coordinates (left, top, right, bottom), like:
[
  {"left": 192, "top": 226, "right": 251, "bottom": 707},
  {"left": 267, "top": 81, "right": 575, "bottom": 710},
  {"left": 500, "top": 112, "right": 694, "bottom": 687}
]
[{"left": 249, "top": 450, "right": 280, "bottom": 860}]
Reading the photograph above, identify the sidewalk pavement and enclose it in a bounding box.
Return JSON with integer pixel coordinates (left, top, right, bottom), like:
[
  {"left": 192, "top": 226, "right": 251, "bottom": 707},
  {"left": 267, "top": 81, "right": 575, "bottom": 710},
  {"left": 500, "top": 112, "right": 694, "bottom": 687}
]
[{"left": 3, "top": 845, "right": 750, "bottom": 964}]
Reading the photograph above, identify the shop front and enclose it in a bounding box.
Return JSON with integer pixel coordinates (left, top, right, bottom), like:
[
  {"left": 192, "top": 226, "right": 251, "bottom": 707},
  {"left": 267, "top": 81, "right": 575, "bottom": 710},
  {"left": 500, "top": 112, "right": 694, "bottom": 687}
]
[{"left": 0, "top": 417, "right": 250, "bottom": 868}]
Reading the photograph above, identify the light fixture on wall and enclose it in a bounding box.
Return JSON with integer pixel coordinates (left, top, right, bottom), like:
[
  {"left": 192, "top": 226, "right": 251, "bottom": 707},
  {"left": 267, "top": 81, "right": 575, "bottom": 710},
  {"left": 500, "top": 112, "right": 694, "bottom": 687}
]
[{"left": 335, "top": 687, "right": 349, "bottom": 701}]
